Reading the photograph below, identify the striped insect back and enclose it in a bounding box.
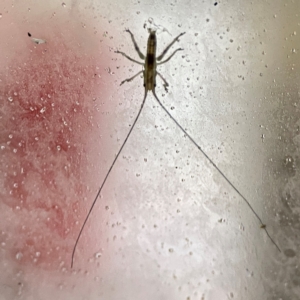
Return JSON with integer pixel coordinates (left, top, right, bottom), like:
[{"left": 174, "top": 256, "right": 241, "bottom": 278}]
[{"left": 144, "top": 30, "right": 157, "bottom": 90}]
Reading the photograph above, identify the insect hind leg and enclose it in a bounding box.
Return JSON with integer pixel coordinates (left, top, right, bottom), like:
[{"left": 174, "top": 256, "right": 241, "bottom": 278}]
[
  {"left": 156, "top": 32, "right": 185, "bottom": 61},
  {"left": 157, "top": 48, "right": 184, "bottom": 65},
  {"left": 115, "top": 50, "right": 144, "bottom": 65},
  {"left": 125, "top": 29, "right": 145, "bottom": 60}
]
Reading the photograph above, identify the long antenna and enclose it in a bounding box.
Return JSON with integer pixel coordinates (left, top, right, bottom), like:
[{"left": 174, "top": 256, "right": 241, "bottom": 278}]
[
  {"left": 71, "top": 91, "right": 148, "bottom": 268},
  {"left": 152, "top": 90, "right": 281, "bottom": 253}
]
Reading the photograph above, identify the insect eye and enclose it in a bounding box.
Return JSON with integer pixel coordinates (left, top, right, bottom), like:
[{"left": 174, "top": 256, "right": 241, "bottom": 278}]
[{"left": 143, "top": 83, "right": 146, "bottom": 87}]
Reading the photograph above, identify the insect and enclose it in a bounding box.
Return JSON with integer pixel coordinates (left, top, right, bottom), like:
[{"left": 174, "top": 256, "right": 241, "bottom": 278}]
[{"left": 71, "top": 27, "right": 281, "bottom": 268}]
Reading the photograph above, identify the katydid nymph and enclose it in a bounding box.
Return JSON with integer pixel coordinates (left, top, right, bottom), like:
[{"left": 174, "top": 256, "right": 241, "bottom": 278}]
[{"left": 71, "top": 27, "right": 280, "bottom": 268}]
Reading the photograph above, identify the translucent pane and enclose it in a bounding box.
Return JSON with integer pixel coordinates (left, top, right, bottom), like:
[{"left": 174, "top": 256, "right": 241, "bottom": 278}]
[{"left": 0, "top": 0, "right": 298, "bottom": 299}]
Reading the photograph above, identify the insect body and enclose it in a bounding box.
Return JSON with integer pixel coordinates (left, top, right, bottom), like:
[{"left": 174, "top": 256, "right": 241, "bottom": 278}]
[{"left": 71, "top": 28, "right": 280, "bottom": 268}]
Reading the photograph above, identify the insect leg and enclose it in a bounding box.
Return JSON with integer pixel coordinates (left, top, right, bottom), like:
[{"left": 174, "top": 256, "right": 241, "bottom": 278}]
[
  {"left": 120, "top": 70, "right": 143, "bottom": 85},
  {"left": 125, "top": 29, "right": 145, "bottom": 60},
  {"left": 156, "top": 71, "right": 169, "bottom": 92},
  {"left": 71, "top": 91, "right": 148, "bottom": 268},
  {"left": 115, "top": 50, "right": 144, "bottom": 65},
  {"left": 157, "top": 48, "right": 184, "bottom": 65},
  {"left": 152, "top": 90, "right": 281, "bottom": 253},
  {"left": 156, "top": 32, "right": 186, "bottom": 61}
]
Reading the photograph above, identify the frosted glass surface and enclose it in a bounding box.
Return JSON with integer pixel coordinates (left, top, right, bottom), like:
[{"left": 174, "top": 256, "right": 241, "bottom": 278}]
[{"left": 0, "top": 0, "right": 299, "bottom": 299}]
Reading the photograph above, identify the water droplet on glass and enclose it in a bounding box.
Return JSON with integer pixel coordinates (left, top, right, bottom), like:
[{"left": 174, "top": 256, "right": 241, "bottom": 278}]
[{"left": 16, "top": 252, "right": 23, "bottom": 260}]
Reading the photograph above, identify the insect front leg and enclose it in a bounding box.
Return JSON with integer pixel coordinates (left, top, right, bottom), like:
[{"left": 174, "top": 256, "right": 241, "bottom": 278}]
[
  {"left": 156, "top": 71, "right": 169, "bottom": 92},
  {"left": 156, "top": 32, "right": 185, "bottom": 61}
]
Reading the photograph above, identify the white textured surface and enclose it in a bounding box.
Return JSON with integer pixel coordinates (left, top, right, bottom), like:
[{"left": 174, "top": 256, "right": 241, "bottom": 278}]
[{"left": 0, "top": 0, "right": 299, "bottom": 299}]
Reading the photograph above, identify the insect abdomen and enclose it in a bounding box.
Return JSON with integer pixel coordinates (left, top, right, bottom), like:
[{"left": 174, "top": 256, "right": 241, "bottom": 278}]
[{"left": 144, "top": 31, "right": 157, "bottom": 90}]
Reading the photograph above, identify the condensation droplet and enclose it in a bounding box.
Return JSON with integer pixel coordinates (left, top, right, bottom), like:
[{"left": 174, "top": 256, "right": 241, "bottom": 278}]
[{"left": 16, "top": 252, "right": 23, "bottom": 260}]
